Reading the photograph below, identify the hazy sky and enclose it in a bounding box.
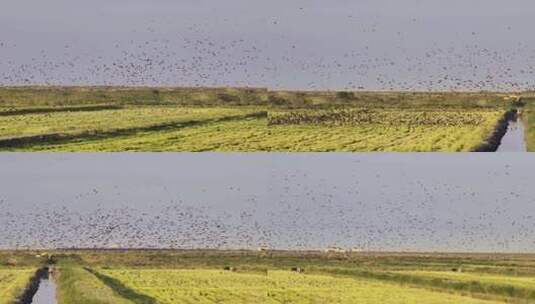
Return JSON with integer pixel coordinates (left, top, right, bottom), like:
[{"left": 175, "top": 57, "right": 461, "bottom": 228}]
[
  {"left": 2, "top": 0, "right": 535, "bottom": 90},
  {"left": 1, "top": 153, "right": 534, "bottom": 252}
]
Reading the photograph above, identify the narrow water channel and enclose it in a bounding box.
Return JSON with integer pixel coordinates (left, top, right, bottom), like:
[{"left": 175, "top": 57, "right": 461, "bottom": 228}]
[
  {"left": 496, "top": 115, "right": 527, "bottom": 152},
  {"left": 30, "top": 270, "right": 57, "bottom": 304}
]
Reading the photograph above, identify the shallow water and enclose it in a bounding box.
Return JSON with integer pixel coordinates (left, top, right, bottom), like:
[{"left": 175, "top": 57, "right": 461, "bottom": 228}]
[
  {"left": 31, "top": 274, "right": 57, "bottom": 304},
  {"left": 0, "top": 153, "right": 534, "bottom": 252},
  {"left": 496, "top": 117, "right": 527, "bottom": 152}
]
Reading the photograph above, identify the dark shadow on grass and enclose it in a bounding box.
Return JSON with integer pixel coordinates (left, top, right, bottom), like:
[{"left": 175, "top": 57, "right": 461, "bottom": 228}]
[
  {"left": 319, "top": 267, "right": 535, "bottom": 303},
  {"left": 473, "top": 109, "right": 517, "bottom": 152},
  {"left": 84, "top": 267, "right": 157, "bottom": 304},
  {"left": 16, "top": 267, "right": 49, "bottom": 304},
  {"left": 0, "top": 104, "right": 123, "bottom": 116},
  {"left": 0, "top": 111, "right": 266, "bottom": 149}
]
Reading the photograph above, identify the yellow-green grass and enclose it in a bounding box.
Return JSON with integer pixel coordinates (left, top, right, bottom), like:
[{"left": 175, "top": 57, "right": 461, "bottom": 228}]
[
  {"left": 268, "top": 108, "right": 501, "bottom": 126},
  {"left": 394, "top": 270, "right": 535, "bottom": 292},
  {"left": 0, "top": 106, "right": 261, "bottom": 140},
  {"left": 0, "top": 268, "right": 35, "bottom": 304},
  {"left": 16, "top": 111, "right": 502, "bottom": 152},
  {"left": 0, "top": 86, "right": 509, "bottom": 108},
  {"left": 57, "top": 266, "right": 134, "bottom": 304},
  {"left": 3, "top": 250, "right": 535, "bottom": 304},
  {"left": 0, "top": 86, "right": 513, "bottom": 152},
  {"left": 0, "top": 86, "right": 270, "bottom": 107},
  {"left": 522, "top": 103, "right": 535, "bottom": 152},
  {"left": 263, "top": 120, "right": 500, "bottom": 152},
  {"left": 0, "top": 103, "right": 121, "bottom": 113},
  {"left": 0, "top": 88, "right": 509, "bottom": 152},
  {"left": 12, "top": 116, "right": 269, "bottom": 152},
  {"left": 510, "top": 96, "right": 535, "bottom": 152},
  {"left": 98, "top": 268, "right": 501, "bottom": 304}
]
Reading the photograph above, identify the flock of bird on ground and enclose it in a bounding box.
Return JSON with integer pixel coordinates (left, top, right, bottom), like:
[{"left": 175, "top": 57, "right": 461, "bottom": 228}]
[{"left": 0, "top": 160, "right": 532, "bottom": 252}]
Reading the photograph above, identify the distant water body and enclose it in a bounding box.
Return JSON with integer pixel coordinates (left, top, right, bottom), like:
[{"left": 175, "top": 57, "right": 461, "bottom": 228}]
[
  {"left": 31, "top": 273, "right": 57, "bottom": 304},
  {"left": 2, "top": 0, "right": 535, "bottom": 90},
  {"left": 496, "top": 117, "right": 527, "bottom": 152},
  {"left": 1, "top": 153, "right": 534, "bottom": 253}
]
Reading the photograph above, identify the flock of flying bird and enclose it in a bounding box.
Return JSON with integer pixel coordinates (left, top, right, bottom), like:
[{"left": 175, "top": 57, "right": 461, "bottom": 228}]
[
  {"left": 0, "top": 159, "right": 532, "bottom": 252},
  {"left": 1, "top": 8, "right": 534, "bottom": 251},
  {"left": 1, "top": 10, "right": 535, "bottom": 91}
]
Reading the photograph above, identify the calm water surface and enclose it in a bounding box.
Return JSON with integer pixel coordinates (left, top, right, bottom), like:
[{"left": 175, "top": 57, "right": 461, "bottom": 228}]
[
  {"left": 496, "top": 118, "right": 527, "bottom": 152},
  {"left": 31, "top": 272, "right": 57, "bottom": 304}
]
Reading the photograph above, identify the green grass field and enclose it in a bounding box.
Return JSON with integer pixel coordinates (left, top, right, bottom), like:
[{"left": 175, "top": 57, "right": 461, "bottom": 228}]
[
  {"left": 95, "top": 268, "right": 501, "bottom": 304},
  {"left": 3, "top": 250, "right": 535, "bottom": 303},
  {"left": 0, "top": 268, "right": 36, "bottom": 304},
  {"left": 0, "top": 106, "right": 262, "bottom": 140},
  {"left": 0, "top": 86, "right": 509, "bottom": 109},
  {"left": 395, "top": 270, "right": 535, "bottom": 293},
  {"left": 54, "top": 251, "right": 535, "bottom": 303},
  {"left": 11, "top": 115, "right": 502, "bottom": 152},
  {"left": 56, "top": 266, "right": 133, "bottom": 304},
  {"left": 0, "top": 86, "right": 519, "bottom": 152},
  {"left": 520, "top": 98, "right": 535, "bottom": 151}
]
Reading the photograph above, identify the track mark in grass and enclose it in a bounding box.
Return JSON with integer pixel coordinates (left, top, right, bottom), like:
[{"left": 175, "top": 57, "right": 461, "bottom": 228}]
[
  {"left": 393, "top": 271, "right": 535, "bottom": 299},
  {"left": 0, "top": 111, "right": 266, "bottom": 149},
  {"left": 0, "top": 268, "right": 36, "bottom": 304},
  {"left": 17, "top": 267, "right": 55, "bottom": 304},
  {"left": 319, "top": 267, "right": 534, "bottom": 303},
  {"left": 0, "top": 104, "right": 124, "bottom": 116},
  {"left": 97, "top": 268, "right": 500, "bottom": 304},
  {"left": 84, "top": 268, "right": 157, "bottom": 304}
]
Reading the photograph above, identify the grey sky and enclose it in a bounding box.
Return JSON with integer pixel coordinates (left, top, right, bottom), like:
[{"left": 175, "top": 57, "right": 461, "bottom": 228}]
[
  {"left": 2, "top": 0, "right": 535, "bottom": 90},
  {"left": 0, "top": 153, "right": 534, "bottom": 252}
]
